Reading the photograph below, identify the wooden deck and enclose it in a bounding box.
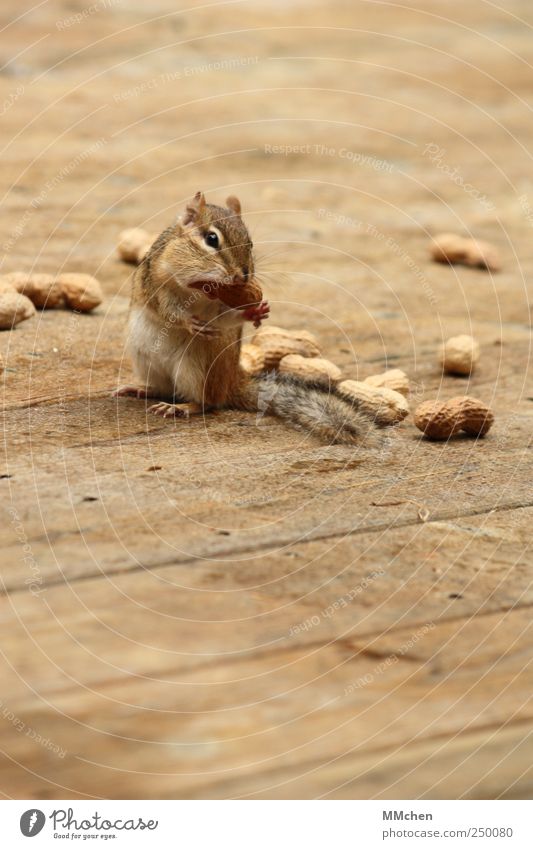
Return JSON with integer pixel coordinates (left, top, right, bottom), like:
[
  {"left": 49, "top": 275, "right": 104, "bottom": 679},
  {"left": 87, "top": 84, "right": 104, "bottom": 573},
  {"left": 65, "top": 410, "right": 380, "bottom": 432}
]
[{"left": 0, "top": 0, "right": 532, "bottom": 799}]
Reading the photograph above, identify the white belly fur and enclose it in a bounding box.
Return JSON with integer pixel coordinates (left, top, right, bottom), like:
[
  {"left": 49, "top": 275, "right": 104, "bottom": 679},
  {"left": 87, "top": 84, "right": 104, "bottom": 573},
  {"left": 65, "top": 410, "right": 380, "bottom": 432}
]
[{"left": 128, "top": 307, "right": 210, "bottom": 402}]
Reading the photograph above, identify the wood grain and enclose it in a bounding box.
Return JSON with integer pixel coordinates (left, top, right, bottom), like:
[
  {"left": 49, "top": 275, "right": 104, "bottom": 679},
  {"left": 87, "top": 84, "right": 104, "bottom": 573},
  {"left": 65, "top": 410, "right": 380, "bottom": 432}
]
[{"left": 0, "top": 0, "right": 532, "bottom": 799}]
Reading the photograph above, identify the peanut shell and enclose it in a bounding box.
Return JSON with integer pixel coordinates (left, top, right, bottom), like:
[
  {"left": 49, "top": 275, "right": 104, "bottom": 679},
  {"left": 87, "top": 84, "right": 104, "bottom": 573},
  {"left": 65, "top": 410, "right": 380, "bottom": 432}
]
[
  {"left": 337, "top": 380, "right": 409, "bottom": 426},
  {"left": 430, "top": 233, "right": 469, "bottom": 265},
  {"left": 449, "top": 396, "right": 494, "bottom": 437},
  {"left": 215, "top": 278, "right": 263, "bottom": 309},
  {"left": 136, "top": 236, "right": 157, "bottom": 263},
  {"left": 240, "top": 344, "right": 266, "bottom": 376},
  {"left": 441, "top": 334, "right": 479, "bottom": 375},
  {"left": 251, "top": 326, "right": 321, "bottom": 368},
  {"left": 279, "top": 354, "right": 341, "bottom": 382},
  {"left": 117, "top": 228, "right": 156, "bottom": 264},
  {"left": 0, "top": 276, "right": 16, "bottom": 294},
  {"left": 430, "top": 233, "right": 500, "bottom": 272},
  {"left": 414, "top": 400, "right": 462, "bottom": 440},
  {"left": 5, "top": 272, "right": 63, "bottom": 309},
  {"left": 59, "top": 273, "right": 103, "bottom": 312},
  {"left": 253, "top": 325, "right": 320, "bottom": 349},
  {"left": 364, "top": 368, "right": 409, "bottom": 397},
  {"left": 255, "top": 337, "right": 320, "bottom": 369},
  {"left": 465, "top": 239, "right": 501, "bottom": 272},
  {"left": 0, "top": 291, "right": 35, "bottom": 329}
]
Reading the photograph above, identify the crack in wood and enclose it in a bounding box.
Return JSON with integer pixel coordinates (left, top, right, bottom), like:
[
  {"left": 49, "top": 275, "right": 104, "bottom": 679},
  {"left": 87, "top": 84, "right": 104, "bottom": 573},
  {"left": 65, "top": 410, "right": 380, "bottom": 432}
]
[{"left": 2, "top": 500, "right": 532, "bottom": 597}]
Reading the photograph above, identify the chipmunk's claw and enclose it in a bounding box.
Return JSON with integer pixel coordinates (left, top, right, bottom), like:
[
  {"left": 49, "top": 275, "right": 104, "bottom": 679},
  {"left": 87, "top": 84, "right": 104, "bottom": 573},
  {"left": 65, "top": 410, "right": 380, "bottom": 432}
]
[
  {"left": 113, "top": 385, "right": 156, "bottom": 399},
  {"left": 149, "top": 402, "right": 198, "bottom": 419},
  {"left": 189, "top": 316, "right": 219, "bottom": 337},
  {"left": 239, "top": 300, "right": 270, "bottom": 327}
]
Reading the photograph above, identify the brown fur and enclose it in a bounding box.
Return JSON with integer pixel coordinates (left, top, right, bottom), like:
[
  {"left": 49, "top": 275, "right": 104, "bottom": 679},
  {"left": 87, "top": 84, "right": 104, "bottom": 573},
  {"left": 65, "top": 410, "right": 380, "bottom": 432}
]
[
  {"left": 130, "top": 193, "right": 253, "bottom": 407},
  {"left": 123, "top": 193, "right": 384, "bottom": 447}
]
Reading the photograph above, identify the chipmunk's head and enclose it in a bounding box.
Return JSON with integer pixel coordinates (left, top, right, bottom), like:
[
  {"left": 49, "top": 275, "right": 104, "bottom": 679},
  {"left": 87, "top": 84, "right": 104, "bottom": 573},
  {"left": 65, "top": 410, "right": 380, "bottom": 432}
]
[{"left": 180, "top": 191, "right": 254, "bottom": 287}]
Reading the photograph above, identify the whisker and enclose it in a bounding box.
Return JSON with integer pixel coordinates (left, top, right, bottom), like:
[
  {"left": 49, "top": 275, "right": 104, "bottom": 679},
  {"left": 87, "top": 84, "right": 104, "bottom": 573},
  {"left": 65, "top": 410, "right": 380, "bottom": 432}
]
[
  {"left": 254, "top": 270, "right": 293, "bottom": 290},
  {"left": 255, "top": 249, "right": 293, "bottom": 265}
]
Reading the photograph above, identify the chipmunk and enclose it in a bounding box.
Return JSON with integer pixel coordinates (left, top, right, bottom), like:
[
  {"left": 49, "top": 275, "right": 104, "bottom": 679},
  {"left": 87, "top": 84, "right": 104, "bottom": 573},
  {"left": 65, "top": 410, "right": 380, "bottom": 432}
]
[{"left": 114, "top": 192, "right": 385, "bottom": 448}]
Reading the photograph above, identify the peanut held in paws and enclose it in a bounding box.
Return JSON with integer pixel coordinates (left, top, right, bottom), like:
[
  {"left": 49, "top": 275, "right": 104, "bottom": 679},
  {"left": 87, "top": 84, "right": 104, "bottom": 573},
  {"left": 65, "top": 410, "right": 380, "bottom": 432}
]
[
  {"left": 212, "top": 277, "right": 263, "bottom": 309},
  {"left": 187, "top": 275, "right": 267, "bottom": 325}
]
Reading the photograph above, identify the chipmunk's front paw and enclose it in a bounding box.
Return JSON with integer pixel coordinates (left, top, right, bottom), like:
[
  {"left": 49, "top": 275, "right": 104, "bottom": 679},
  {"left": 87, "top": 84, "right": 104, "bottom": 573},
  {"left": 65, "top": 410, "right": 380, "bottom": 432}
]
[
  {"left": 238, "top": 300, "right": 270, "bottom": 327},
  {"left": 188, "top": 316, "right": 219, "bottom": 338},
  {"left": 149, "top": 402, "right": 202, "bottom": 419}
]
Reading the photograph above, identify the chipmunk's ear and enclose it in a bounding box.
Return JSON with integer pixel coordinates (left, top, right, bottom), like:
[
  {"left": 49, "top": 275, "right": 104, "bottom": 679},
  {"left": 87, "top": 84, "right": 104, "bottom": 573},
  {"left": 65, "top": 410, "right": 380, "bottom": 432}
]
[
  {"left": 226, "top": 195, "right": 241, "bottom": 216},
  {"left": 183, "top": 191, "right": 206, "bottom": 225}
]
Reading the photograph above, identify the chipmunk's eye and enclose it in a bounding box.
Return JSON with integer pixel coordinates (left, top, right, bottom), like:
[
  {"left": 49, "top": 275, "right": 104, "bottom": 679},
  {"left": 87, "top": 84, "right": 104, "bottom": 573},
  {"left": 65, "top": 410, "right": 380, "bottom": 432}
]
[{"left": 204, "top": 231, "right": 219, "bottom": 249}]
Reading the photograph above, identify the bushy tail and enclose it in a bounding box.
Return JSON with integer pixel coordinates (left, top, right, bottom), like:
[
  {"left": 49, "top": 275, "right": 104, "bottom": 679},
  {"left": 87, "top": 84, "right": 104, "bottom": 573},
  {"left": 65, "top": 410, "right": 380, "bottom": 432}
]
[{"left": 234, "top": 372, "right": 386, "bottom": 448}]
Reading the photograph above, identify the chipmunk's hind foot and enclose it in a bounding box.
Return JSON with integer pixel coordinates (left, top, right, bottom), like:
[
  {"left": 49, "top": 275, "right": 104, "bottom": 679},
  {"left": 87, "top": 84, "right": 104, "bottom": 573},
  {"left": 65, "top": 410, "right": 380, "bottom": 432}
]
[{"left": 149, "top": 402, "right": 204, "bottom": 419}]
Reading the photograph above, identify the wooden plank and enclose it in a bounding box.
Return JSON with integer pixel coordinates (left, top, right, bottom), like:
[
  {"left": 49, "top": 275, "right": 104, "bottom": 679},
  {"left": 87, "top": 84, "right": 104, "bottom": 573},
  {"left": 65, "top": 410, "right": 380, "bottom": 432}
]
[
  {"left": 1, "top": 334, "right": 531, "bottom": 593},
  {"left": 1, "top": 505, "right": 532, "bottom": 798},
  {"left": 231, "top": 725, "right": 533, "bottom": 800},
  {"left": 0, "top": 602, "right": 532, "bottom": 798},
  {"left": 1, "top": 0, "right": 533, "bottom": 802}
]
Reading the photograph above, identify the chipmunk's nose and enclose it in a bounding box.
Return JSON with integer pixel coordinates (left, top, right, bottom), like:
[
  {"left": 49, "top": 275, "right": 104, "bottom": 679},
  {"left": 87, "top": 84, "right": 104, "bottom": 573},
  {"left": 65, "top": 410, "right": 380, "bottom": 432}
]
[{"left": 233, "top": 267, "right": 249, "bottom": 285}]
